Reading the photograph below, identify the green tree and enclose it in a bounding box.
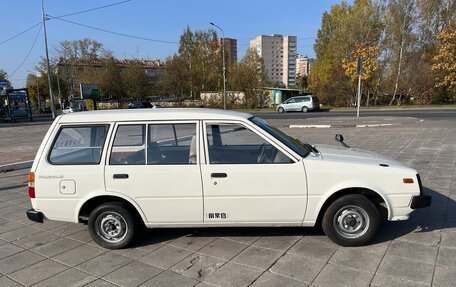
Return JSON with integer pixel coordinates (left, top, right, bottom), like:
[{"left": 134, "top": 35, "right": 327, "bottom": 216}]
[
  {"left": 296, "top": 75, "right": 309, "bottom": 91},
  {"left": 161, "top": 26, "right": 224, "bottom": 100},
  {"left": 26, "top": 73, "right": 47, "bottom": 111},
  {"left": 0, "top": 69, "right": 8, "bottom": 80},
  {"left": 99, "top": 58, "right": 123, "bottom": 100},
  {"left": 382, "top": 0, "right": 416, "bottom": 105},
  {"left": 229, "top": 49, "right": 268, "bottom": 108},
  {"left": 122, "top": 63, "right": 151, "bottom": 99}
]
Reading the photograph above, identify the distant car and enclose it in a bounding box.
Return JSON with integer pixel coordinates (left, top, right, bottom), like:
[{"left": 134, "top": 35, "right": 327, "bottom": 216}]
[
  {"left": 277, "top": 95, "right": 320, "bottom": 113},
  {"left": 62, "top": 100, "right": 87, "bottom": 114},
  {"left": 128, "top": 101, "right": 162, "bottom": 109},
  {"left": 128, "top": 101, "right": 147, "bottom": 109}
]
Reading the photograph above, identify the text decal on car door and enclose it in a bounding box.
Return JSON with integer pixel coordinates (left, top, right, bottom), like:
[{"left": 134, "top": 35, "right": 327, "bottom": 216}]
[{"left": 207, "top": 213, "right": 227, "bottom": 219}]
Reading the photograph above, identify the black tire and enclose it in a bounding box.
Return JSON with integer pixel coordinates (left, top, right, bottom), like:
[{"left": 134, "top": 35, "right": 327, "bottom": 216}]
[
  {"left": 322, "top": 194, "right": 379, "bottom": 246},
  {"left": 88, "top": 202, "right": 137, "bottom": 249},
  {"left": 302, "top": 106, "right": 309, "bottom": 113},
  {"left": 278, "top": 107, "right": 285, "bottom": 113}
]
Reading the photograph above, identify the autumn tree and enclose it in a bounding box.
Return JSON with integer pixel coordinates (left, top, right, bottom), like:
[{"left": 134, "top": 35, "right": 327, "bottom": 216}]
[
  {"left": 432, "top": 25, "right": 456, "bottom": 100},
  {"left": 342, "top": 44, "right": 380, "bottom": 105},
  {"left": 310, "top": 0, "right": 383, "bottom": 106}
]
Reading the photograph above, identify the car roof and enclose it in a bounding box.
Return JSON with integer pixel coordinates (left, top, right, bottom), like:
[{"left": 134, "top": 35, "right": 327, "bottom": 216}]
[{"left": 58, "top": 108, "right": 253, "bottom": 123}]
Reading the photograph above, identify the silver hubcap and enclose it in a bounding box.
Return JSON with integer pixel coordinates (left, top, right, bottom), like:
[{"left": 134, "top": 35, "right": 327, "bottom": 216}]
[
  {"left": 333, "top": 205, "right": 370, "bottom": 239},
  {"left": 95, "top": 212, "right": 128, "bottom": 243}
]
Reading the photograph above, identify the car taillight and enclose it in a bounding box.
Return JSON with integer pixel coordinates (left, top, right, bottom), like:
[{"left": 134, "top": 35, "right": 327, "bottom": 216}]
[{"left": 28, "top": 172, "right": 35, "bottom": 198}]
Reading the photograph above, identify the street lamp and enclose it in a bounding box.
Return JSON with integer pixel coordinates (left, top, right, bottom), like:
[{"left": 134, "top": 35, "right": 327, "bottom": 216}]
[{"left": 210, "top": 22, "right": 226, "bottom": 110}]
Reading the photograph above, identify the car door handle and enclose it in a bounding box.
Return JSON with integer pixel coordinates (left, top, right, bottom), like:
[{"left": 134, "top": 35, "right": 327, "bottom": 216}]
[
  {"left": 211, "top": 173, "right": 227, "bottom": 178},
  {"left": 113, "top": 174, "right": 129, "bottom": 179}
]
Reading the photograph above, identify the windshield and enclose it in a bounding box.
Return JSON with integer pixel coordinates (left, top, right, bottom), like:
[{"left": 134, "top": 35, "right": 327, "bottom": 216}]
[{"left": 249, "top": 116, "right": 310, "bottom": 158}]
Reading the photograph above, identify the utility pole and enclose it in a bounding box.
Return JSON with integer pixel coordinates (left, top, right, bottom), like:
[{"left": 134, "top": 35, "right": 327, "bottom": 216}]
[
  {"left": 41, "top": 0, "right": 56, "bottom": 118},
  {"left": 210, "top": 22, "right": 226, "bottom": 110}
]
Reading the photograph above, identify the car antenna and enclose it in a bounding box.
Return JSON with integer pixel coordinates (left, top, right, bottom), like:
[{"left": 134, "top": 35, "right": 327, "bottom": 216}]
[{"left": 335, "top": 134, "right": 350, "bottom": 148}]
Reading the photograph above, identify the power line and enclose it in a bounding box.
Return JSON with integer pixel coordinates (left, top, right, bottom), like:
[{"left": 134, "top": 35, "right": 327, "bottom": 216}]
[
  {"left": 0, "top": 0, "right": 131, "bottom": 47},
  {"left": 7, "top": 24, "right": 42, "bottom": 79},
  {"left": 49, "top": 16, "right": 178, "bottom": 44},
  {"left": 49, "top": 0, "right": 132, "bottom": 19},
  {"left": 0, "top": 22, "right": 41, "bottom": 47}
]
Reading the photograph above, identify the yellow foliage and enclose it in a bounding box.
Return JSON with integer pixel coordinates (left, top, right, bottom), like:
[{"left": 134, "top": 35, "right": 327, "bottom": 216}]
[
  {"left": 342, "top": 44, "right": 380, "bottom": 81},
  {"left": 432, "top": 26, "right": 456, "bottom": 93}
]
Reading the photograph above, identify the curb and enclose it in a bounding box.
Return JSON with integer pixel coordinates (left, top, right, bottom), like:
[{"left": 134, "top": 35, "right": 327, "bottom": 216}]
[
  {"left": 0, "top": 161, "right": 33, "bottom": 172},
  {"left": 289, "top": 123, "right": 395, "bottom": 128}
]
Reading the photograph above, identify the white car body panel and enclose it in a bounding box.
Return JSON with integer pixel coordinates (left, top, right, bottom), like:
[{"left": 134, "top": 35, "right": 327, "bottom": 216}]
[{"left": 29, "top": 108, "right": 422, "bottom": 229}]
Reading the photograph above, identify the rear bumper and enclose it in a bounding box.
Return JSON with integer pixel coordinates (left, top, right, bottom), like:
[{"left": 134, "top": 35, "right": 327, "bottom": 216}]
[
  {"left": 26, "top": 209, "right": 44, "bottom": 223},
  {"left": 410, "top": 195, "right": 431, "bottom": 209}
]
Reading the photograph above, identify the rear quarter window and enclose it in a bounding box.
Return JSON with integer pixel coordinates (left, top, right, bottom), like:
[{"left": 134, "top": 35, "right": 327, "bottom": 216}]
[{"left": 48, "top": 125, "right": 108, "bottom": 165}]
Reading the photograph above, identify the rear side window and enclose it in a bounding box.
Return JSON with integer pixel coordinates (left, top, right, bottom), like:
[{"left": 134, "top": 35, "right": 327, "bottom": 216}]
[
  {"left": 49, "top": 125, "right": 108, "bottom": 164},
  {"left": 110, "top": 125, "right": 146, "bottom": 165},
  {"left": 148, "top": 123, "right": 197, "bottom": 164}
]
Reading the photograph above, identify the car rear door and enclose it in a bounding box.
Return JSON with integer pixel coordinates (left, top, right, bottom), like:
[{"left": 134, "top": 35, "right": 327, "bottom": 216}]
[
  {"left": 104, "top": 121, "right": 203, "bottom": 224},
  {"left": 200, "top": 120, "right": 307, "bottom": 224}
]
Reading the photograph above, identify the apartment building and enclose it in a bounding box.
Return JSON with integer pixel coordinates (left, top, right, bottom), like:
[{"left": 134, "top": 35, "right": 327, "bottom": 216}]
[
  {"left": 296, "top": 54, "right": 315, "bottom": 77},
  {"left": 249, "top": 34, "right": 297, "bottom": 87}
]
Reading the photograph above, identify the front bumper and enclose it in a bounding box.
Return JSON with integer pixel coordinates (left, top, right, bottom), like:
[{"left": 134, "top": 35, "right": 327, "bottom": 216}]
[
  {"left": 410, "top": 195, "right": 431, "bottom": 209},
  {"left": 26, "top": 209, "right": 44, "bottom": 223}
]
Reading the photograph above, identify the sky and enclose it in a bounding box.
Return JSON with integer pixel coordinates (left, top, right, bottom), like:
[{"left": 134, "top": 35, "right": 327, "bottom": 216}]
[{"left": 1, "top": 0, "right": 346, "bottom": 88}]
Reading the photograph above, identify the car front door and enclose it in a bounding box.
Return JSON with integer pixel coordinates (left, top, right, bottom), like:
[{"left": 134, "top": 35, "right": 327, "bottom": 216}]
[
  {"left": 200, "top": 121, "right": 307, "bottom": 224},
  {"left": 105, "top": 121, "right": 203, "bottom": 224},
  {"left": 283, "top": 98, "right": 295, "bottom": 111}
]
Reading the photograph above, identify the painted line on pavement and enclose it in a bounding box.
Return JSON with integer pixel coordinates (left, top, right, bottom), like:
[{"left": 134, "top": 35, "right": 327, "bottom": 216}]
[
  {"left": 0, "top": 160, "right": 33, "bottom": 172},
  {"left": 289, "top": 123, "right": 396, "bottom": 128}
]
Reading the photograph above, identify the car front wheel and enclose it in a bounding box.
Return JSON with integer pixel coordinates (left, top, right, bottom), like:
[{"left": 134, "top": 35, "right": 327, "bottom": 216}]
[
  {"left": 322, "top": 194, "right": 379, "bottom": 246},
  {"left": 278, "top": 107, "right": 285, "bottom": 113},
  {"left": 88, "top": 202, "right": 137, "bottom": 249}
]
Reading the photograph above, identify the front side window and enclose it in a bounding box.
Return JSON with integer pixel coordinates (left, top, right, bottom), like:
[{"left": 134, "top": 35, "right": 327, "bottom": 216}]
[
  {"left": 206, "top": 123, "right": 292, "bottom": 164},
  {"left": 148, "top": 123, "right": 197, "bottom": 164},
  {"left": 49, "top": 125, "right": 108, "bottom": 164},
  {"left": 110, "top": 125, "right": 145, "bottom": 165}
]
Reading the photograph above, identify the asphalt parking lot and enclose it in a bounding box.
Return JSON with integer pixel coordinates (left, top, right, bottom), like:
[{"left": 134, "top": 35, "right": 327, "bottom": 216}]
[{"left": 0, "top": 115, "right": 455, "bottom": 287}]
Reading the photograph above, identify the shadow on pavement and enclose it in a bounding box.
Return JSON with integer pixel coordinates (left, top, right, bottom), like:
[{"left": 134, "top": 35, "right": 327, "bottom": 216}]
[{"left": 130, "top": 185, "right": 450, "bottom": 248}]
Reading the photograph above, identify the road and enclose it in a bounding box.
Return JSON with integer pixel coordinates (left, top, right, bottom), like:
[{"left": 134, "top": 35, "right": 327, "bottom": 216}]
[{"left": 253, "top": 108, "right": 456, "bottom": 120}]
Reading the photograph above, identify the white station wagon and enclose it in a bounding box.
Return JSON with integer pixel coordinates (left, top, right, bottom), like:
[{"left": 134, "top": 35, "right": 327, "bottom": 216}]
[{"left": 26, "top": 109, "right": 430, "bottom": 249}]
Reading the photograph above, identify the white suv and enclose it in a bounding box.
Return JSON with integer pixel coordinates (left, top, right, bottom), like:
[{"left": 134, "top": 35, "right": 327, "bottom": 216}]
[{"left": 26, "top": 109, "right": 430, "bottom": 249}]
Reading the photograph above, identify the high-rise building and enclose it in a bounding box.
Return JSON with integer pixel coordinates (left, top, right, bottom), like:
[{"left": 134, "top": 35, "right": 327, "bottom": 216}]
[
  {"left": 296, "top": 55, "right": 315, "bottom": 77},
  {"left": 249, "top": 34, "right": 297, "bottom": 87},
  {"left": 218, "top": 38, "right": 238, "bottom": 63}
]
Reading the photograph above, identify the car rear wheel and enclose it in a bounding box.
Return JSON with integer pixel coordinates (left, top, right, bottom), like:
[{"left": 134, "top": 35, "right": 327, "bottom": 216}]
[
  {"left": 322, "top": 194, "right": 379, "bottom": 246},
  {"left": 88, "top": 202, "right": 137, "bottom": 249},
  {"left": 278, "top": 107, "right": 285, "bottom": 113},
  {"left": 302, "top": 106, "right": 309, "bottom": 113}
]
